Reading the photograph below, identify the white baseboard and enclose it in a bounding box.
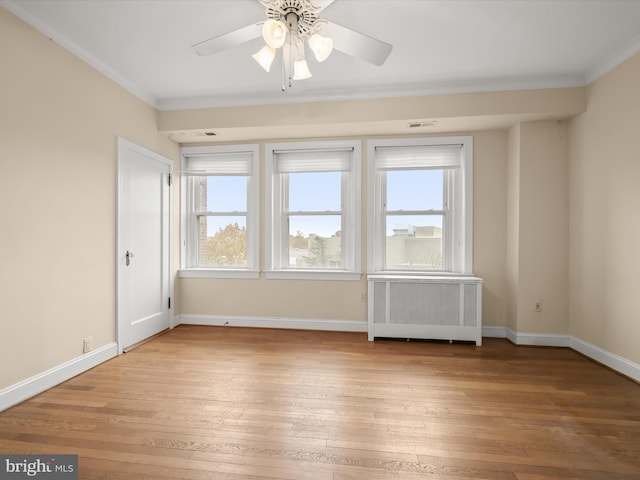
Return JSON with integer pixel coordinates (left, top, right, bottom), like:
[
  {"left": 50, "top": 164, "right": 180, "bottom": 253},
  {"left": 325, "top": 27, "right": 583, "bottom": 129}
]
[
  {"left": 0, "top": 342, "right": 118, "bottom": 413},
  {"left": 483, "top": 327, "right": 639, "bottom": 382},
  {"left": 513, "top": 330, "right": 571, "bottom": 347},
  {"left": 482, "top": 326, "right": 509, "bottom": 338},
  {"left": 570, "top": 337, "right": 640, "bottom": 383},
  {"left": 483, "top": 326, "right": 570, "bottom": 346},
  {"left": 176, "top": 314, "right": 367, "bottom": 333}
]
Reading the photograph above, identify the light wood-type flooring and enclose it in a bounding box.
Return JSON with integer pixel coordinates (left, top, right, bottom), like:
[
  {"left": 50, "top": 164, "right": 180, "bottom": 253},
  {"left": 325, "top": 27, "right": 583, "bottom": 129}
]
[{"left": 0, "top": 325, "right": 639, "bottom": 479}]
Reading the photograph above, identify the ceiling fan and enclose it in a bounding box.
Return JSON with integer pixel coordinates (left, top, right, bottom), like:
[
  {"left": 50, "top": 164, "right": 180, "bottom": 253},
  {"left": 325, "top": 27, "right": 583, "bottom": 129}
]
[{"left": 192, "top": 0, "right": 393, "bottom": 86}]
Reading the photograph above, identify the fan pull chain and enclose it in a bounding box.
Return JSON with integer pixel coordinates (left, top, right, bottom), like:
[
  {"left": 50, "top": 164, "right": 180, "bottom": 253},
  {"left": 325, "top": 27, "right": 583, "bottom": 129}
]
[
  {"left": 281, "top": 49, "right": 286, "bottom": 91},
  {"left": 288, "top": 25, "right": 293, "bottom": 89}
]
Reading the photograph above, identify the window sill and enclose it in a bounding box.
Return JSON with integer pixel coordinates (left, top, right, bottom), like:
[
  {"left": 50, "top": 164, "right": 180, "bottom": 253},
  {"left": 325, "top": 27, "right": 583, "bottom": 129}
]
[
  {"left": 367, "top": 269, "right": 476, "bottom": 276},
  {"left": 264, "top": 270, "right": 362, "bottom": 281},
  {"left": 367, "top": 272, "right": 481, "bottom": 282},
  {"left": 178, "top": 269, "right": 260, "bottom": 279}
]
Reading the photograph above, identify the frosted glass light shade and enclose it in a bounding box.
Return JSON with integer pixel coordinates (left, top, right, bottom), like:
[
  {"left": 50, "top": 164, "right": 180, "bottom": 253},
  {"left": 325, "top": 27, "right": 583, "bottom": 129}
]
[
  {"left": 252, "top": 45, "right": 276, "bottom": 72},
  {"left": 308, "top": 33, "right": 333, "bottom": 62},
  {"left": 262, "top": 19, "right": 286, "bottom": 48},
  {"left": 293, "top": 59, "right": 312, "bottom": 80}
]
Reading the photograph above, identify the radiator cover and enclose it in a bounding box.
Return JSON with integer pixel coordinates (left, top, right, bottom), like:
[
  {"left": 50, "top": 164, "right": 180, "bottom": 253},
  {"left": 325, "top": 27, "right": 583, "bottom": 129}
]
[{"left": 367, "top": 275, "right": 483, "bottom": 345}]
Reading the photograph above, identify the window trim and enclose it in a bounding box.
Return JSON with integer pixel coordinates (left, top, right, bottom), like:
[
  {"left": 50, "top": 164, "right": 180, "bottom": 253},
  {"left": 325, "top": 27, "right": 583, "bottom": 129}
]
[
  {"left": 264, "top": 140, "right": 362, "bottom": 281},
  {"left": 367, "top": 136, "right": 473, "bottom": 275},
  {"left": 179, "top": 144, "right": 260, "bottom": 279}
]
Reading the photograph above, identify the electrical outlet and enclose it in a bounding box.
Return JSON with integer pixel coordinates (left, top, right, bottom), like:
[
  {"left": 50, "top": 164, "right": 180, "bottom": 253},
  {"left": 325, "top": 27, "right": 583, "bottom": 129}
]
[
  {"left": 83, "top": 337, "right": 93, "bottom": 353},
  {"left": 535, "top": 301, "right": 543, "bottom": 312}
]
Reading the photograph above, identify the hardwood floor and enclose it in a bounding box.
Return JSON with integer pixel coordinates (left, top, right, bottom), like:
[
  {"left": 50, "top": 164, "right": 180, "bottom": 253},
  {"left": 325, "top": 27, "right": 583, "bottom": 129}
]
[{"left": 0, "top": 325, "right": 638, "bottom": 479}]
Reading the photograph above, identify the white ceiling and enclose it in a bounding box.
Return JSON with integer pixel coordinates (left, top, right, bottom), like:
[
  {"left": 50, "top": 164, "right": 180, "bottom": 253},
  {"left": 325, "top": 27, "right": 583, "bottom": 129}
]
[{"left": 4, "top": 0, "right": 640, "bottom": 111}]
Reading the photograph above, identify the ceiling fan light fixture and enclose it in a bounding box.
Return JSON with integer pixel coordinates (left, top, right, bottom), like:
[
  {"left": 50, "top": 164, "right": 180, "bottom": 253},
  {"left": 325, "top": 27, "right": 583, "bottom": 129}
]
[
  {"left": 193, "top": 0, "right": 394, "bottom": 91},
  {"left": 262, "top": 19, "right": 287, "bottom": 48},
  {"left": 293, "top": 59, "right": 312, "bottom": 80},
  {"left": 308, "top": 33, "right": 333, "bottom": 62},
  {"left": 252, "top": 45, "right": 276, "bottom": 72}
]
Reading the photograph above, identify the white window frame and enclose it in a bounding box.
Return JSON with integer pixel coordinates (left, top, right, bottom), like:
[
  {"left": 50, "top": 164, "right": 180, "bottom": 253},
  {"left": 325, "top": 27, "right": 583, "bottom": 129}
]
[
  {"left": 179, "top": 144, "right": 260, "bottom": 279},
  {"left": 367, "top": 136, "right": 473, "bottom": 275},
  {"left": 265, "top": 140, "right": 361, "bottom": 281}
]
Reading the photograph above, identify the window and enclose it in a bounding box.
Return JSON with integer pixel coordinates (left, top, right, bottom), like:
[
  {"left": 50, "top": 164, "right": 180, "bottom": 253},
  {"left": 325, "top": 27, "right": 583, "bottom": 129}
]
[
  {"left": 265, "top": 141, "right": 361, "bottom": 280},
  {"left": 368, "top": 136, "right": 473, "bottom": 274},
  {"left": 180, "top": 145, "right": 259, "bottom": 278}
]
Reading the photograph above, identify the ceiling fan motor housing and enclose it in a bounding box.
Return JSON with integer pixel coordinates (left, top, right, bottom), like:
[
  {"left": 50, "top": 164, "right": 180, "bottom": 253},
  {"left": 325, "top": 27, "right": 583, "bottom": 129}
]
[{"left": 263, "top": 0, "right": 320, "bottom": 37}]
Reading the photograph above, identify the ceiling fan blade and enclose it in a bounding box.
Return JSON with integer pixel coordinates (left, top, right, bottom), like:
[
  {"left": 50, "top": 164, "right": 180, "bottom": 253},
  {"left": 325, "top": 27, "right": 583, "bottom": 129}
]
[
  {"left": 192, "top": 22, "right": 264, "bottom": 56},
  {"left": 320, "top": 20, "right": 393, "bottom": 66},
  {"left": 312, "top": 0, "right": 335, "bottom": 12}
]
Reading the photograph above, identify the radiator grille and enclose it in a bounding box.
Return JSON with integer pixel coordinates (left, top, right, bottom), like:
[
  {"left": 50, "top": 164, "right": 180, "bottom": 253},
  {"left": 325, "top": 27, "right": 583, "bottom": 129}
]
[{"left": 372, "top": 280, "right": 477, "bottom": 327}]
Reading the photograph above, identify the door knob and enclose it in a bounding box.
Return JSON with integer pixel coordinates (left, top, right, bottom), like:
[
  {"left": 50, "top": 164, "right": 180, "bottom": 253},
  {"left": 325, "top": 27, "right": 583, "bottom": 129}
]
[{"left": 125, "top": 250, "right": 134, "bottom": 266}]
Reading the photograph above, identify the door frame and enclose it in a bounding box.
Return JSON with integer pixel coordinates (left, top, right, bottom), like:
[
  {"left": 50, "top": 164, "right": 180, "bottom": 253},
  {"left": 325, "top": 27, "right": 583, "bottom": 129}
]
[{"left": 116, "top": 137, "right": 175, "bottom": 354}]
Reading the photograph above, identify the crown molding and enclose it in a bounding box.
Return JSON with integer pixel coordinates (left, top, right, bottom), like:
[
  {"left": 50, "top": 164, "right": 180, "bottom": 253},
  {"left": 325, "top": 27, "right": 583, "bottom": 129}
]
[
  {"left": 1, "top": 0, "right": 159, "bottom": 108},
  {"left": 585, "top": 33, "right": 640, "bottom": 84},
  {"left": 156, "top": 74, "right": 585, "bottom": 111}
]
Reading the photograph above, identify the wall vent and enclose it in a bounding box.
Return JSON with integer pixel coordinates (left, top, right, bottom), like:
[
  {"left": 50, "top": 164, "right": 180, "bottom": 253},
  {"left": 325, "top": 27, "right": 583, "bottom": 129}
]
[{"left": 408, "top": 121, "right": 437, "bottom": 128}]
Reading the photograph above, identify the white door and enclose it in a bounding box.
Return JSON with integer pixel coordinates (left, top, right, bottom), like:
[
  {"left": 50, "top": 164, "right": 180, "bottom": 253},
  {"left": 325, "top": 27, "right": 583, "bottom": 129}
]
[{"left": 117, "top": 138, "right": 173, "bottom": 352}]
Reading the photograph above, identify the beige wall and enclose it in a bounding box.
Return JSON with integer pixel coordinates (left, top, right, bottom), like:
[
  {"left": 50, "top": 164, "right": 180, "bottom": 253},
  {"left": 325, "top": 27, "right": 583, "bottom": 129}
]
[
  {"left": 568, "top": 52, "right": 640, "bottom": 364},
  {"left": 0, "top": 9, "right": 179, "bottom": 388},
  {"left": 178, "top": 278, "right": 367, "bottom": 320},
  {"left": 517, "top": 121, "right": 569, "bottom": 334},
  {"left": 471, "top": 130, "right": 509, "bottom": 327},
  {"left": 505, "top": 121, "right": 570, "bottom": 335},
  {"left": 177, "top": 130, "right": 509, "bottom": 327},
  {"left": 3, "top": 2, "right": 638, "bottom": 393},
  {"left": 159, "top": 87, "right": 586, "bottom": 141},
  {"left": 506, "top": 124, "right": 521, "bottom": 332}
]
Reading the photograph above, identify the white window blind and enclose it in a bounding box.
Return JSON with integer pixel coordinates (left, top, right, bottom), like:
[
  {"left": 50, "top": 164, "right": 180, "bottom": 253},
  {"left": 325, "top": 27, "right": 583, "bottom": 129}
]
[
  {"left": 375, "top": 145, "right": 462, "bottom": 170},
  {"left": 274, "top": 148, "right": 353, "bottom": 173},
  {"left": 184, "top": 151, "right": 253, "bottom": 175}
]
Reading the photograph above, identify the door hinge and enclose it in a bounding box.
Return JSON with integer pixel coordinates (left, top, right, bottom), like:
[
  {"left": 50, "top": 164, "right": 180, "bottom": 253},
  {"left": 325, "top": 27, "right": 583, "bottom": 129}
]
[
  {"left": 168, "top": 173, "right": 172, "bottom": 186},
  {"left": 168, "top": 297, "right": 171, "bottom": 309}
]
